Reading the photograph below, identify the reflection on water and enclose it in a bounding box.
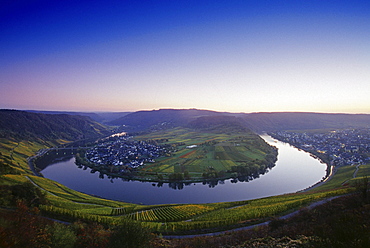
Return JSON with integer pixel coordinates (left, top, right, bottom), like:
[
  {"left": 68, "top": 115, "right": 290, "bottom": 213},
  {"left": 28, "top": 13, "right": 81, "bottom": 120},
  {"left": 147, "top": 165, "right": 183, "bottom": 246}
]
[
  {"left": 72, "top": 161, "right": 275, "bottom": 190},
  {"left": 33, "top": 148, "right": 77, "bottom": 171},
  {"left": 73, "top": 165, "right": 269, "bottom": 191},
  {"left": 40, "top": 135, "right": 327, "bottom": 204}
]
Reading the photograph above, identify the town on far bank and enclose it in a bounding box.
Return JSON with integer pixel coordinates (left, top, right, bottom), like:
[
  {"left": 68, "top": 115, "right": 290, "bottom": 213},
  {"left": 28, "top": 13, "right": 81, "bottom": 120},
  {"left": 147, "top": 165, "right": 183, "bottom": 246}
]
[
  {"left": 85, "top": 132, "right": 176, "bottom": 172},
  {"left": 269, "top": 128, "right": 370, "bottom": 167}
]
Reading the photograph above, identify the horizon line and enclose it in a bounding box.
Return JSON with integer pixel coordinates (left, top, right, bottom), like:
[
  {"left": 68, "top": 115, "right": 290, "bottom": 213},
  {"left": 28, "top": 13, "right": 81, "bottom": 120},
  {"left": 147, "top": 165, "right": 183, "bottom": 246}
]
[{"left": 2, "top": 108, "right": 370, "bottom": 115}]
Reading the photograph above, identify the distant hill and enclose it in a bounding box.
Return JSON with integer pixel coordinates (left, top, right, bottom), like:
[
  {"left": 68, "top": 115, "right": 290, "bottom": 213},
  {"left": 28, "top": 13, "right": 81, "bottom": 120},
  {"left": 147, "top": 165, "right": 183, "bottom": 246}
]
[
  {"left": 26, "top": 110, "right": 131, "bottom": 124},
  {"left": 243, "top": 112, "right": 370, "bottom": 132},
  {"left": 18, "top": 109, "right": 370, "bottom": 135},
  {"left": 108, "top": 109, "right": 370, "bottom": 132},
  {"left": 0, "top": 109, "right": 110, "bottom": 141},
  {"left": 188, "top": 115, "right": 247, "bottom": 133},
  {"left": 108, "top": 109, "right": 233, "bottom": 131}
]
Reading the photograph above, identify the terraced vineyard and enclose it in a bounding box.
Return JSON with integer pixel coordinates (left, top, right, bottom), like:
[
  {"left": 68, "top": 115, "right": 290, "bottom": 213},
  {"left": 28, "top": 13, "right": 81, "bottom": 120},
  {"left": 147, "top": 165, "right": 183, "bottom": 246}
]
[
  {"left": 126, "top": 205, "right": 215, "bottom": 222},
  {"left": 1, "top": 169, "right": 357, "bottom": 234}
]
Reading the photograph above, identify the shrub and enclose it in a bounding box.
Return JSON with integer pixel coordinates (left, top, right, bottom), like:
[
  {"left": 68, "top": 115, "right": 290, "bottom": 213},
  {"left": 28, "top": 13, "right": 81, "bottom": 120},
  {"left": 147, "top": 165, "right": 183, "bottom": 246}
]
[
  {"left": 109, "top": 219, "right": 152, "bottom": 248},
  {"left": 47, "top": 223, "right": 76, "bottom": 248}
]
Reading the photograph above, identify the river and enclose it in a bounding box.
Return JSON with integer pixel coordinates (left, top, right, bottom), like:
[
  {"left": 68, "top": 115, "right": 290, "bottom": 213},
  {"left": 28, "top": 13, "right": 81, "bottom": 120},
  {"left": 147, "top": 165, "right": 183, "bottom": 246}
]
[{"left": 40, "top": 135, "right": 326, "bottom": 205}]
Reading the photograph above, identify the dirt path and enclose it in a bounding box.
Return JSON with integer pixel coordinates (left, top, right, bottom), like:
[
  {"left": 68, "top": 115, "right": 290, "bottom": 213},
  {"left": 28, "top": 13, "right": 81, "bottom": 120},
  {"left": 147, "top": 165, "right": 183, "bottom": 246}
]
[{"left": 353, "top": 164, "right": 360, "bottom": 178}]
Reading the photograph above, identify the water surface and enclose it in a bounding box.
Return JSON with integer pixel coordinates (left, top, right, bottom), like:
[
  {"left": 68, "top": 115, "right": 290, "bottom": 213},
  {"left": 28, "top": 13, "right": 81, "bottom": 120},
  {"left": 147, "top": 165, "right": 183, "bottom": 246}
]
[{"left": 41, "top": 135, "right": 326, "bottom": 204}]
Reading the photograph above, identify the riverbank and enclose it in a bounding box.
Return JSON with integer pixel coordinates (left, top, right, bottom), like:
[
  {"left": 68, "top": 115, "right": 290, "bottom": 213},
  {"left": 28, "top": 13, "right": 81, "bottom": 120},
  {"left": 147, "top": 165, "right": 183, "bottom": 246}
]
[
  {"left": 264, "top": 134, "right": 333, "bottom": 193},
  {"left": 298, "top": 165, "right": 335, "bottom": 192},
  {"left": 28, "top": 149, "right": 49, "bottom": 177},
  {"left": 28, "top": 147, "right": 79, "bottom": 177}
]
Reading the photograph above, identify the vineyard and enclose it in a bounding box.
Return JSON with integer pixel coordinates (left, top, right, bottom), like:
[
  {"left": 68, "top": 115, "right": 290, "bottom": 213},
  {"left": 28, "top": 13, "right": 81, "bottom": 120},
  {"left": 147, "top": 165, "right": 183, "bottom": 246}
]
[
  {"left": 1, "top": 172, "right": 355, "bottom": 234},
  {"left": 126, "top": 205, "right": 215, "bottom": 222}
]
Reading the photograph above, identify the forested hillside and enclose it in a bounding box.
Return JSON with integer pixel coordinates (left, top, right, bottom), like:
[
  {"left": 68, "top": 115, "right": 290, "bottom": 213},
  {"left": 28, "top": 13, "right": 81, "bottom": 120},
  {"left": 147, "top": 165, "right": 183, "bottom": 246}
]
[
  {"left": 107, "top": 109, "right": 370, "bottom": 133},
  {"left": 108, "top": 109, "right": 234, "bottom": 131},
  {"left": 24, "top": 108, "right": 370, "bottom": 134},
  {"left": 0, "top": 110, "right": 110, "bottom": 141},
  {"left": 243, "top": 112, "right": 370, "bottom": 132},
  {"left": 27, "top": 110, "right": 131, "bottom": 124},
  {"left": 187, "top": 115, "right": 245, "bottom": 131}
]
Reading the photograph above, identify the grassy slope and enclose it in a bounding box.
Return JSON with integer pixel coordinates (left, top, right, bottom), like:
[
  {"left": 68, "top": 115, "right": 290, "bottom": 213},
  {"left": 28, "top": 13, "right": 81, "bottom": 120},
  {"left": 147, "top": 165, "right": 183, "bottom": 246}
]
[{"left": 311, "top": 163, "right": 370, "bottom": 192}]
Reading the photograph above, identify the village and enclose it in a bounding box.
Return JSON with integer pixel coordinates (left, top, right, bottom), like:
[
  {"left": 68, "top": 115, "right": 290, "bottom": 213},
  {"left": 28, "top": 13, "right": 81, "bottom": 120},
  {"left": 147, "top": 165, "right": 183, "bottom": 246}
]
[
  {"left": 269, "top": 128, "right": 370, "bottom": 167},
  {"left": 85, "top": 134, "right": 173, "bottom": 170}
]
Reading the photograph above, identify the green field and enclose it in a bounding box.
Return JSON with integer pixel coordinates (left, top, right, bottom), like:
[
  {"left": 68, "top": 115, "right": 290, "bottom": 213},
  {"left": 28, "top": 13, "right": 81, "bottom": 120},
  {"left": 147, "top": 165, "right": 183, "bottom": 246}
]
[{"left": 131, "top": 127, "right": 277, "bottom": 181}]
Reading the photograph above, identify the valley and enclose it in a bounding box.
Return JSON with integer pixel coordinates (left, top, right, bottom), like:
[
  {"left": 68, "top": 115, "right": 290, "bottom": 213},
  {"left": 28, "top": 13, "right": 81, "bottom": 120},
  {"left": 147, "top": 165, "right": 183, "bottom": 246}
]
[{"left": 0, "top": 109, "right": 369, "bottom": 247}]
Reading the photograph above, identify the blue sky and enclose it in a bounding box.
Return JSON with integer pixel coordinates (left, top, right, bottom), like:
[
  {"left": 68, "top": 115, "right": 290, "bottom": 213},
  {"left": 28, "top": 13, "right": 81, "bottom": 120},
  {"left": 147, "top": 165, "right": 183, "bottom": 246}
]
[{"left": 1, "top": 0, "right": 369, "bottom": 113}]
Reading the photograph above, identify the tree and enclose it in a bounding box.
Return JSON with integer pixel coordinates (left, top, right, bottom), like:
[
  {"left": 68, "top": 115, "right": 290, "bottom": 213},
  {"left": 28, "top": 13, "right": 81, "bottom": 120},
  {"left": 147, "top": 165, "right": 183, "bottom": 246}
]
[
  {"left": 47, "top": 222, "right": 76, "bottom": 248},
  {"left": 169, "top": 172, "right": 184, "bottom": 181},
  {"left": 184, "top": 170, "right": 190, "bottom": 180},
  {"left": 0, "top": 181, "right": 48, "bottom": 208},
  {"left": 355, "top": 176, "right": 369, "bottom": 203},
  {"left": 0, "top": 200, "right": 51, "bottom": 247},
  {"left": 72, "top": 220, "right": 110, "bottom": 248},
  {"left": 109, "top": 219, "right": 152, "bottom": 248},
  {"left": 157, "top": 173, "right": 164, "bottom": 181}
]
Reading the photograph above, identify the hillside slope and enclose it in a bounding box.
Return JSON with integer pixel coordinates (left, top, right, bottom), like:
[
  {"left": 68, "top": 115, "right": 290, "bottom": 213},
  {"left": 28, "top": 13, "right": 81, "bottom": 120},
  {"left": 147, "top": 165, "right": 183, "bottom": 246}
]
[
  {"left": 187, "top": 115, "right": 246, "bottom": 132},
  {"left": 109, "top": 109, "right": 370, "bottom": 132},
  {"left": 0, "top": 109, "right": 110, "bottom": 141},
  {"left": 27, "top": 110, "right": 131, "bottom": 124},
  {"left": 108, "top": 109, "right": 234, "bottom": 131},
  {"left": 243, "top": 112, "right": 370, "bottom": 131}
]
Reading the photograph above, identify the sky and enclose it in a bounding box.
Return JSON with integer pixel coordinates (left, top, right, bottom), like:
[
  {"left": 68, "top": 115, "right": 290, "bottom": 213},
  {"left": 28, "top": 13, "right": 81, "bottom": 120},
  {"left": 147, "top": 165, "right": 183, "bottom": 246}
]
[{"left": 1, "top": 0, "right": 370, "bottom": 113}]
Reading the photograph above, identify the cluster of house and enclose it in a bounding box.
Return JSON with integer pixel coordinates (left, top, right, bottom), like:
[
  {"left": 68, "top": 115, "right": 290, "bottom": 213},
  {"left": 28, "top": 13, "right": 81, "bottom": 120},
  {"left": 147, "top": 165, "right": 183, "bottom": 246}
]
[
  {"left": 86, "top": 135, "right": 171, "bottom": 169},
  {"left": 270, "top": 129, "right": 370, "bottom": 166}
]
